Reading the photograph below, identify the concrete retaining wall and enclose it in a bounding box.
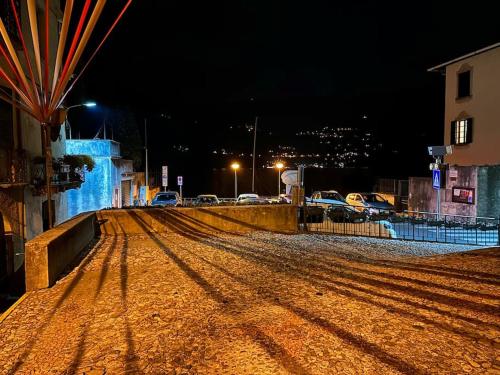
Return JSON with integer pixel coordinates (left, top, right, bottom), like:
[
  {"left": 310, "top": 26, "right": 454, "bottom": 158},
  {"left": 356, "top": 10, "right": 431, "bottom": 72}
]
[
  {"left": 97, "top": 205, "right": 298, "bottom": 235},
  {"left": 25, "top": 212, "right": 99, "bottom": 291}
]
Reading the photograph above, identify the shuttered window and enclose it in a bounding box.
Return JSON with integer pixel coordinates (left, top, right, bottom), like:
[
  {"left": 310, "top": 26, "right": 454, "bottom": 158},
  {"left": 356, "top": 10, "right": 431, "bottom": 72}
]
[{"left": 450, "top": 118, "right": 473, "bottom": 145}]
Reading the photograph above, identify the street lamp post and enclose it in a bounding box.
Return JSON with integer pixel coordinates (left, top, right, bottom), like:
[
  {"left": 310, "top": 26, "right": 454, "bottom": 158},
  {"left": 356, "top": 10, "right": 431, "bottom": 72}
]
[
  {"left": 275, "top": 162, "right": 284, "bottom": 196},
  {"left": 65, "top": 101, "right": 97, "bottom": 139},
  {"left": 231, "top": 162, "right": 240, "bottom": 199}
]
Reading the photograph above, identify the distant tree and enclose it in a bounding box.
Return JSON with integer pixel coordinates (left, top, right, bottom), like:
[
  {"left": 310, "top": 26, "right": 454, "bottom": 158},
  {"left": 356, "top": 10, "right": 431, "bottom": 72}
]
[{"left": 107, "top": 108, "right": 144, "bottom": 171}]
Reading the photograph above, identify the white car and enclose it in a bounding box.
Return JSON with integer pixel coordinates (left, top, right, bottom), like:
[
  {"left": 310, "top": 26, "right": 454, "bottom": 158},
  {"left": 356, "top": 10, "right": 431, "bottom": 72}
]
[
  {"left": 307, "top": 190, "right": 347, "bottom": 209},
  {"left": 236, "top": 193, "right": 266, "bottom": 205}
]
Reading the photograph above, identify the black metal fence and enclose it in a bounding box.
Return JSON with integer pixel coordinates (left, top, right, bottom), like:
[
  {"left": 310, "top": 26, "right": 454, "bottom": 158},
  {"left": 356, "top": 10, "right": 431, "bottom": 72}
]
[{"left": 304, "top": 204, "right": 500, "bottom": 246}]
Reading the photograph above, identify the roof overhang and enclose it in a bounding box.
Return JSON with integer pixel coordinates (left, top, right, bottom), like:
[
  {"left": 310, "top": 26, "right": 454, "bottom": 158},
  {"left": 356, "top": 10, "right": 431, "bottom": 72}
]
[{"left": 428, "top": 42, "right": 500, "bottom": 72}]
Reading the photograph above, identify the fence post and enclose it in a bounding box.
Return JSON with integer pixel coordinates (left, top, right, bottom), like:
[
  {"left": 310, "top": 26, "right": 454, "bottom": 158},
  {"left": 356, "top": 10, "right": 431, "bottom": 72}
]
[{"left": 497, "top": 216, "right": 500, "bottom": 246}]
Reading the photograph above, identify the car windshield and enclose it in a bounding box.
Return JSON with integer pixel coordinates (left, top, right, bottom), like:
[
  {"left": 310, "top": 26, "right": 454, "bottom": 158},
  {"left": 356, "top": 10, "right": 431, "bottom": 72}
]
[
  {"left": 322, "top": 192, "right": 344, "bottom": 201},
  {"left": 156, "top": 194, "right": 176, "bottom": 201},
  {"left": 239, "top": 194, "right": 258, "bottom": 200},
  {"left": 362, "top": 194, "right": 386, "bottom": 203},
  {"left": 198, "top": 197, "right": 216, "bottom": 203}
]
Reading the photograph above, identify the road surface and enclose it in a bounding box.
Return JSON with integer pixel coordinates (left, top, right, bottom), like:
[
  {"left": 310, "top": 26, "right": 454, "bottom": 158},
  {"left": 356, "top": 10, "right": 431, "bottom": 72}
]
[{"left": 0, "top": 218, "right": 499, "bottom": 374}]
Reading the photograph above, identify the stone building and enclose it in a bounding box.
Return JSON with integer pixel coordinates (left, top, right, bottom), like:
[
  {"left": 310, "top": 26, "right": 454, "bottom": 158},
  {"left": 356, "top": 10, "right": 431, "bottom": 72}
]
[
  {"left": 0, "top": 2, "right": 66, "bottom": 287},
  {"left": 409, "top": 43, "right": 500, "bottom": 218}
]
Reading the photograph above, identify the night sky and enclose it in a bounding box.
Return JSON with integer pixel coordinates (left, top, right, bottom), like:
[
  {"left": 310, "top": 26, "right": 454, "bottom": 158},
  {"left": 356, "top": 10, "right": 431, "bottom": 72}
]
[{"left": 67, "top": 1, "right": 500, "bottom": 192}]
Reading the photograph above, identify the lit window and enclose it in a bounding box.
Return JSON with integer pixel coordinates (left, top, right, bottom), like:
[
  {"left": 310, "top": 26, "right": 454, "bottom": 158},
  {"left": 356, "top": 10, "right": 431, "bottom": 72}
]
[{"left": 451, "top": 118, "right": 473, "bottom": 145}]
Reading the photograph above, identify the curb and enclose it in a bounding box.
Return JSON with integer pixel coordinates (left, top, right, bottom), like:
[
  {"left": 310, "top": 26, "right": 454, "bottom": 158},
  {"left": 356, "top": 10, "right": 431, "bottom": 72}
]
[{"left": 0, "top": 292, "right": 31, "bottom": 325}]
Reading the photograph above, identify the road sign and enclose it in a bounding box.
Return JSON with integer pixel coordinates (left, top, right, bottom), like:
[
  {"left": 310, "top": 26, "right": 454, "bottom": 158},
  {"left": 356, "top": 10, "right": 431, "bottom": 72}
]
[
  {"left": 432, "top": 169, "right": 441, "bottom": 190},
  {"left": 177, "top": 176, "right": 183, "bottom": 186},
  {"left": 162, "top": 166, "right": 168, "bottom": 187}
]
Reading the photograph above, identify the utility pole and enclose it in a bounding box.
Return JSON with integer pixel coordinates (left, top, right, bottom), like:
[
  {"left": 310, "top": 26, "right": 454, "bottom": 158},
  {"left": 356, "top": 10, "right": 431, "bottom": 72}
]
[
  {"left": 144, "top": 118, "right": 149, "bottom": 204},
  {"left": 252, "top": 116, "right": 258, "bottom": 192},
  {"left": 43, "top": 124, "right": 53, "bottom": 229}
]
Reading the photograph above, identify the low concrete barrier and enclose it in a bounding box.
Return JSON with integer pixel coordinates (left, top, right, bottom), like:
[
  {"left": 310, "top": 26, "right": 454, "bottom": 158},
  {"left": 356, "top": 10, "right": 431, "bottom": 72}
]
[
  {"left": 25, "top": 212, "right": 99, "bottom": 291},
  {"left": 97, "top": 205, "right": 298, "bottom": 235}
]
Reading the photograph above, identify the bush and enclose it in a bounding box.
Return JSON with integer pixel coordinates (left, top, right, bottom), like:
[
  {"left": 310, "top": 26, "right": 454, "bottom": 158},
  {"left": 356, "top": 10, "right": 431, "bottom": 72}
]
[{"left": 61, "top": 154, "right": 95, "bottom": 172}]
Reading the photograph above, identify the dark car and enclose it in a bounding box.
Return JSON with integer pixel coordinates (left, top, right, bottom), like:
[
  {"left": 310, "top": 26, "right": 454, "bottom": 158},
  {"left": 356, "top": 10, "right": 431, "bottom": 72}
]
[
  {"left": 326, "top": 204, "right": 368, "bottom": 223},
  {"left": 194, "top": 195, "right": 220, "bottom": 206},
  {"left": 151, "top": 191, "right": 181, "bottom": 207}
]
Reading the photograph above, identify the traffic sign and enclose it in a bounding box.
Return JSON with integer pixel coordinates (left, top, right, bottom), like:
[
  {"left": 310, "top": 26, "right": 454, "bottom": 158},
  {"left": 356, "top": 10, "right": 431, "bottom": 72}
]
[
  {"left": 162, "top": 166, "right": 168, "bottom": 187},
  {"left": 432, "top": 169, "right": 441, "bottom": 190},
  {"left": 177, "top": 176, "right": 183, "bottom": 186}
]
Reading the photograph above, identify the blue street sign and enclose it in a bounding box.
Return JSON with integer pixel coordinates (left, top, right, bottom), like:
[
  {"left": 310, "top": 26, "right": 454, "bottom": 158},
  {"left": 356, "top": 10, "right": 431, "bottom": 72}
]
[{"left": 432, "top": 169, "right": 441, "bottom": 190}]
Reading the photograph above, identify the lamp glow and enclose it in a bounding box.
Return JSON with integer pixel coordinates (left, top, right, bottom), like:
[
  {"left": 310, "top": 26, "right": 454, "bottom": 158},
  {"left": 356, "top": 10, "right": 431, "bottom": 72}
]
[
  {"left": 231, "top": 162, "right": 240, "bottom": 170},
  {"left": 84, "top": 102, "right": 97, "bottom": 107}
]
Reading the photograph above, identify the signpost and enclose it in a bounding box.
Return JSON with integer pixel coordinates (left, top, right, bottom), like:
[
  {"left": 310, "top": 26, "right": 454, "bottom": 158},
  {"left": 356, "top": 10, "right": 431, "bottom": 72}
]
[
  {"left": 432, "top": 168, "right": 441, "bottom": 220},
  {"left": 162, "top": 166, "right": 168, "bottom": 191},
  {"left": 177, "top": 176, "right": 183, "bottom": 201},
  {"left": 432, "top": 169, "right": 441, "bottom": 190}
]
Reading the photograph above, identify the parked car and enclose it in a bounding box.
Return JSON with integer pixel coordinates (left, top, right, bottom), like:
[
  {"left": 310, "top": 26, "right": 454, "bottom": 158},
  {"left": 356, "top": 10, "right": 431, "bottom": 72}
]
[
  {"left": 279, "top": 194, "right": 292, "bottom": 204},
  {"left": 236, "top": 193, "right": 267, "bottom": 205},
  {"left": 326, "top": 204, "right": 368, "bottom": 223},
  {"left": 300, "top": 205, "right": 325, "bottom": 223},
  {"left": 345, "top": 193, "right": 395, "bottom": 215},
  {"left": 151, "top": 191, "right": 181, "bottom": 207},
  {"left": 307, "top": 190, "right": 347, "bottom": 209},
  {"left": 265, "top": 194, "right": 291, "bottom": 204},
  {"left": 194, "top": 194, "right": 220, "bottom": 206}
]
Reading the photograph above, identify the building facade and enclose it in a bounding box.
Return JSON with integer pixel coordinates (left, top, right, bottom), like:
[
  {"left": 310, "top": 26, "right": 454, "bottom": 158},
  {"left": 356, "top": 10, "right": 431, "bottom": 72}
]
[
  {"left": 409, "top": 43, "right": 500, "bottom": 218},
  {"left": 0, "top": 2, "right": 65, "bottom": 287},
  {"left": 65, "top": 140, "right": 135, "bottom": 217}
]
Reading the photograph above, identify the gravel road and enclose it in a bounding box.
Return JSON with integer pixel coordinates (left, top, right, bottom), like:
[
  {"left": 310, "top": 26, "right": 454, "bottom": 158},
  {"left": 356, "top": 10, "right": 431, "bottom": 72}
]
[{"left": 0, "top": 227, "right": 498, "bottom": 374}]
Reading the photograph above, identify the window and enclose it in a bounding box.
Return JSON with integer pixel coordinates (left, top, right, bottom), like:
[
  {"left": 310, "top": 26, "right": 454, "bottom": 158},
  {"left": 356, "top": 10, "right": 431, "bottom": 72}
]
[
  {"left": 450, "top": 118, "right": 473, "bottom": 145},
  {"left": 457, "top": 71, "right": 471, "bottom": 98}
]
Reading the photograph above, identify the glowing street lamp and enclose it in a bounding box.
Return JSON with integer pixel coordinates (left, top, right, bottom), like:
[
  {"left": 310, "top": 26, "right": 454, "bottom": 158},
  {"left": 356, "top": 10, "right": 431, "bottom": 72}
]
[
  {"left": 65, "top": 101, "right": 97, "bottom": 139},
  {"left": 275, "top": 162, "right": 284, "bottom": 196},
  {"left": 231, "top": 162, "right": 240, "bottom": 199}
]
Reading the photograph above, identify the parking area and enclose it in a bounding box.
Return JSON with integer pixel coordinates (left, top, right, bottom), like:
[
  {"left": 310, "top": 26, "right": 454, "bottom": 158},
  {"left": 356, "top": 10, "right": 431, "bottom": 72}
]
[{"left": 0, "top": 220, "right": 498, "bottom": 374}]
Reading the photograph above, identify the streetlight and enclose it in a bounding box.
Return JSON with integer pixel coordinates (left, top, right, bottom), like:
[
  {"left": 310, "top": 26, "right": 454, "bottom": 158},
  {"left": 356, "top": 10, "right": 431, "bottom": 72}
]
[
  {"left": 231, "top": 162, "right": 240, "bottom": 199},
  {"left": 65, "top": 101, "right": 97, "bottom": 139},
  {"left": 275, "top": 162, "right": 284, "bottom": 196}
]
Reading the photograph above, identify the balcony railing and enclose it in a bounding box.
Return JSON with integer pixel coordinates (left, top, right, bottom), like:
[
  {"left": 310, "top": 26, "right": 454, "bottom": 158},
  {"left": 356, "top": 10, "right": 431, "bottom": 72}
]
[{"left": 0, "top": 149, "right": 29, "bottom": 186}]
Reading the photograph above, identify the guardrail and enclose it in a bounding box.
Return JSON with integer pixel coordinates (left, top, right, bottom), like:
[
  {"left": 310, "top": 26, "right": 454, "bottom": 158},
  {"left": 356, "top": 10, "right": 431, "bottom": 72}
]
[
  {"left": 303, "top": 204, "right": 500, "bottom": 246},
  {"left": 180, "top": 197, "right": 285, "bottom": 207}
]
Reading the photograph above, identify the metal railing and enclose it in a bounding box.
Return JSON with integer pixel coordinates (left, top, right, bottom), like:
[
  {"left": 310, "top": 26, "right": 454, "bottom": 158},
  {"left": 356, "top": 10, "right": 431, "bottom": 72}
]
[
  {"left": 0, "top": 149, "right": 29, "bottom": 185},
  {"left": 304, "top": 204, "right": 499, "bottom": 246}
]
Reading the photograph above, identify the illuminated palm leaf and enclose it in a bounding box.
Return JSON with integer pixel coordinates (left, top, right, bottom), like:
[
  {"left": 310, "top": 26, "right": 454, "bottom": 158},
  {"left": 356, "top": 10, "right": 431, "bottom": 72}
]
[{"left": 0, "top": 0, "right": 132, "bottom": 124}]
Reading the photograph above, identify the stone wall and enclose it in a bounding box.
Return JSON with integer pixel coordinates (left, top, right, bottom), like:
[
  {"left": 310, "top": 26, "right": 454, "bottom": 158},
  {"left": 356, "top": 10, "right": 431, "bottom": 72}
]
[
  {"left": 442, "top": 166, "right": 478, "bottom": 217},
  {"left": 477, "top": 165, "right": 500, "bottom": 218},
  {"left": 409, "top": 165, "right": 500, "bottom": 218},
  {"left": 25, "top": 212, "right": 99, "bottom": 291},
  {"left": 97, "top": 205, "right": 298, "bottom": 235}
]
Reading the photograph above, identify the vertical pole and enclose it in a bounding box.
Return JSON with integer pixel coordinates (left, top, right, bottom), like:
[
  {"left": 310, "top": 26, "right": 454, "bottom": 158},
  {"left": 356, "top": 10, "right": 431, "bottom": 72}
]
[
  {"left": 497, "top": 216, "right": 500, "bottom": 246},
  {"left": 278, "top": 169, "right": 281, "bottom": 196},
  {"left": 252, "top": 116, "right": 258, "bottom": 193},
  {"left": 145, "top": 118, "right": 148, "bottom": 185},
  {"left": 435, "top": 157, "right": 441, "bottom": 241},
  {"left": 144, "top": 118, "right": 149, "bottom": 204},
  {"left": 234, "top": 169, "right": 238, "bottom": 199},
  {"left": 43, "top": 124, "right": 53, "bottom": 229}
]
